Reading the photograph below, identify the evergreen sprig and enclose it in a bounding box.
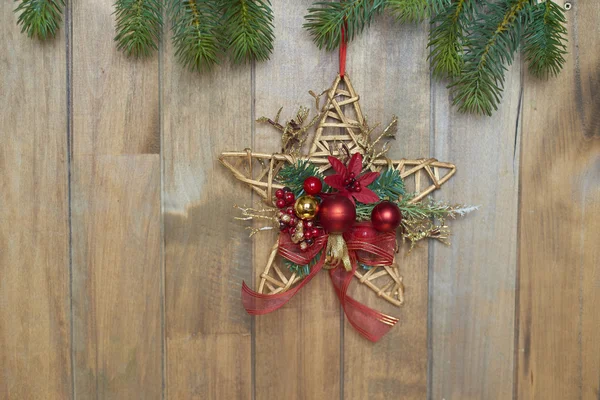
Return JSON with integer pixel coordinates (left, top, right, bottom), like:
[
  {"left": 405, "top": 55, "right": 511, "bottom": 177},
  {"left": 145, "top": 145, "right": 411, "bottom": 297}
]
[
  {"left": 220, "top": 0, "right": 275, "bottom": 64},
  {"left": 304, "top": 0, "right": 387, "bottom": 51},
  {"left": 14, "top": 0, "right": 65, "bottom": 40},
  {"left": 450, "top": 0, "right": 531, "bottom": 116},
  {"left": 522, "top": 0, "right": 568, "bottom": 78},
  {"left": 386, "top": 0, "right": 450, "bottom": 23},
  {"left": 277, "top": 160, "right": 328, "bottom": 197},
  {"left": 168, "top": 0, "right": 224, "bottom": 70},
  {"left": 428, "top": 0, "right": 475, "bottom": 78},
  {"left": 285, "top": 251, "right": 321, "bottom": 277},
  {"left": 368, "top": 168, "right": 405, "bottom": 200},
  {"left": 114, "top": 0, "right": 163, "bottom": 57}
]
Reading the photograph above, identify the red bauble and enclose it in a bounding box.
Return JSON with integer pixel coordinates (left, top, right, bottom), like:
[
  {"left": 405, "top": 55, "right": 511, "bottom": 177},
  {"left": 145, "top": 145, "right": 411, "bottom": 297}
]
[
  {"left": 353, "top": 223, "right": 378, "bottom": 239},
  {"left": 303, "top": 176, "right": 323, "bottom": 195},
  {"left": 275, "top": 189, "right": 285, "bottom": 199},
  {"left": 275, "top": 199, "right": 286, "bottom": 209},
  {"left": 371, "top": 201, "right": 402, "bottom": 232},
  {"left": 318, "top": 195, "right": 356, "bottom": 234},
  {"left": 284, "top": 191, "right": 295, "bottom": 204}
]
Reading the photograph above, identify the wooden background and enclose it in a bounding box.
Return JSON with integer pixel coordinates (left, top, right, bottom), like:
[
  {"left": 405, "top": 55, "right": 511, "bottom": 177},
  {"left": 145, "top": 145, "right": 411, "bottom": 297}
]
[{"left": 1, "top": 1, "right": 598, "bottom": 399}]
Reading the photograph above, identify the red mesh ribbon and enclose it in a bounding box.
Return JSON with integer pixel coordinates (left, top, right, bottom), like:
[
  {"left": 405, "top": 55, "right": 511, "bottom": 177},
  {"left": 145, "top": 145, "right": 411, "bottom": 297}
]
[{"left": 241, "top": 222, "right": 399, "bottom": 342}]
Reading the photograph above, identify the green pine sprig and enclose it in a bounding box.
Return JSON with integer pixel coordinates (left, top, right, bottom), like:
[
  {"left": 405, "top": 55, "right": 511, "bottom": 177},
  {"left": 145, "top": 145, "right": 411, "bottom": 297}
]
[
  {"left": 522, "top": 0, "right": 568, "bottom": 78},
  {"left": 220, "top": 0, "right": 275, "bottom": 64},
  {"left": 114, "top": 0, "right": 163, "bottom": 57},
  {"left": 14, "top": 0, "right": 65, "bottom": 40},
  {"left": 277, "top": 160, "right": 328, "bottom": 197},
  {"left": 284, "top": 251, "right": 321, "bottom": 277},
  {"left": 386, "top": 0, "right": 451, "bottom": 23},
  {"left": 450, "top": 0, "right": 531, "bottom": 116},
  {"left": 427, "top": 0, "right": 475, "bottom": 78},
  {"left": 304, "top": 0, "right": 387, "bottom": 51},
  {"left": 367, "top": 168, "right": 405, "bottom": 200},
  {"left": 168, "top": 0, "right": 224, "bottom": 71}
]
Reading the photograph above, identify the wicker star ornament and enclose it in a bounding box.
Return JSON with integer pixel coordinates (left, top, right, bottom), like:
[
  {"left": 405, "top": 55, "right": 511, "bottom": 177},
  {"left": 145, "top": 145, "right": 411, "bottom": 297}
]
[{"left": 219, "top": 74, "right": 459, "bottom": 307}]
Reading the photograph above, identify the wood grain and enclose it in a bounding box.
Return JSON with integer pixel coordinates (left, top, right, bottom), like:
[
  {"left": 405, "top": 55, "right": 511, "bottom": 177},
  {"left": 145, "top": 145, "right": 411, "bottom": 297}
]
[
  {"left": 70, "top": 0, "right": 162, "bottom": 398},
  {"left": 71, "top": 156, "right": 162, "bottom": 399},
  {"left": 429, "top": 42, "right": 522, "bottom": 400},
  {"left": 0, "top": 3, "right": 71, "bottom": 399},
  {"left": 517, "top": 2, "right": 600, "bottom": 399},
  {"left": 253, "top": 2, "right": 341, "bottom": 398},
  {"left": 343, "top": 14, "right": 430, "bottom": 400},
  {"left": 162, "top": 31, "right": 253, "bottom": 400}
]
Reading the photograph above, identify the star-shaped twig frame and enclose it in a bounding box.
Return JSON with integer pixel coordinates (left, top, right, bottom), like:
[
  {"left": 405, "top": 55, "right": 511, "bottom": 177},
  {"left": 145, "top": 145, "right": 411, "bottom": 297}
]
[{"left": 220, "top": 74, "right": 456, "bottom": 306}]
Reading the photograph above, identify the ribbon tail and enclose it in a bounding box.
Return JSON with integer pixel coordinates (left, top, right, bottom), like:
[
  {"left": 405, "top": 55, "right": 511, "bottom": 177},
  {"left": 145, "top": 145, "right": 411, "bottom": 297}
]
[
  {"left": 329, "top": 255, "right": 398, "bottom": 342},
  {"left": 242, "top": 251, "right": 327, "bottom": 315}
]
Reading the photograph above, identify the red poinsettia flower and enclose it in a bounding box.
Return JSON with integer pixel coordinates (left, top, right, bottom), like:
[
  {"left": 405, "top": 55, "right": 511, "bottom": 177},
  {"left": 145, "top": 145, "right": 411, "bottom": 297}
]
[{"left": 324, "top": 153, "right": 380, "bottom": 204}]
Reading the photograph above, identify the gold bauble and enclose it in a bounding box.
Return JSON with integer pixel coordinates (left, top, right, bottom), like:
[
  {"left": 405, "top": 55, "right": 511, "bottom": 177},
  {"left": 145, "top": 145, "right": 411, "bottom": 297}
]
[{"left": 294, "top": 195, "right": 319, "bottom": 220}]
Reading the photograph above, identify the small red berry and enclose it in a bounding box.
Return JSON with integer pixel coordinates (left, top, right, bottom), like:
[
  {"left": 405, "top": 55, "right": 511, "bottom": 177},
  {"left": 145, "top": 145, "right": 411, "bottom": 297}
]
[
  {"left": 275, "top": 199, "right": 286, "bottom": 208},
  {"left": 306, "top": 221, "right": 314, "bottom": 228},
  {"left": 288, "top": 217, "right": 297, "bottom": 226},
  {"left": 349, "top": 172, "right": 356, "bottom": 179},
  {"left": 275, "top": 189, "right": 285, "bottom": 199},
  {"left": 286, "top": 208, "right": 295, "bottom": 215},
  {"left": 284, "top": 192, "right": 295, "bottom": 204},
  {"left": 303, "top": 176, "right": 323, "bottom": 195},
  {"left": 311, "top": 228, "right": 319, "bottom": 237},
  {"left": 304, "top": 230, "right": 313, "bottom": 239}
]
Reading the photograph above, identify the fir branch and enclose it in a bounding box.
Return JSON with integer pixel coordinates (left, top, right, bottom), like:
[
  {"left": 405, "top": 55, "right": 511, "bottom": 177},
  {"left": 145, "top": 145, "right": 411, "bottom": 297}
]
[
  {"left": 386, "top": 0, "right": 429, "bottom": 23},
  {"left": 428, "top": 0, "right": 475, "bottom": 78},
  {"left": 304, "top": 0, "right": 387, "bottom": 51},
  {"left": 523, "top": 0, "right": 568, "bottom": 79},
  {"left": 450, "top": 0, "right": 531, "bottom": 116},
  {"left": 277, "top": 160, "right": 328, "bottom": 197},
  {"left": 220, "top": 0, "right": 275, "bottom": 64},
  {"left": 168, "top": 0, "right": 223, "bottom": 71},
  {"left": 14, "top": 0, "right": 65, "bottom": 40},
  {"left": 285, "top": 251, "right": 321, "bottom": 277},
  {"left": 114, "top": 0, "right": 163, "bottom": 57},
  {"left": 368, "top": 168, "right": 405, "bottom": 200}
]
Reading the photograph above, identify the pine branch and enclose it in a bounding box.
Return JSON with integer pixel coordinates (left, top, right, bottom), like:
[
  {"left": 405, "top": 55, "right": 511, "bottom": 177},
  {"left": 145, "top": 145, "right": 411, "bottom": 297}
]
[
  {"left": 523, "top": 0, "right": 567, "bottom": 79},
  {"left": 14, "top": 0, "right": 65, "bottom": 40},
  {"left": 277, "top": 160, "right": 328, "bottom": 197},
  {"left": 385, "top": 0, "right": 430, "bottom": 22},
  {"left": 220, "top": 0, "right": 275, "bottom": 64},
  {"left": 168, "top": 0, "right": 223, "bottom": 71},
  {"left": 450, "top": 0, "right": 531, "bottom": 116},
  {"left": 304, "top": 0, "right": 387, "bottom": 51},
  {"left": 114, "top": 0, "right": 163, "bottom": 57},
  {"left": 428, "top": 0, "right": 475, "bottom": 78}
]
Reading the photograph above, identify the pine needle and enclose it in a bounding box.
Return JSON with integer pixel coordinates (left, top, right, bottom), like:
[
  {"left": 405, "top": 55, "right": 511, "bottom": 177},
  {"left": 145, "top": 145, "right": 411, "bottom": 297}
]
[
  {"left": 14, "top": 0, "right": 65, "bottom": 40},
  {"left": 523, "top": 0, "right": 568, "bottom": 79},
  {"left": 220, "top": 0, "right": 275, "bottom": 64},
  {"left": 168, "top": 0, "right": 224, "bottom": 71},
  {"left": 114, "top": 0, "right": 163, "bottom": 57},
  {"left": 304, "top": 0, "right": 387, "bottom": 51}
]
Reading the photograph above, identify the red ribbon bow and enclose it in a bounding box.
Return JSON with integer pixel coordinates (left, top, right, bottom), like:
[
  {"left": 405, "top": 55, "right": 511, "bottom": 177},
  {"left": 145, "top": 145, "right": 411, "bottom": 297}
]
[{"left": 242, "top": 222, "right": 399, "bottom": 342}]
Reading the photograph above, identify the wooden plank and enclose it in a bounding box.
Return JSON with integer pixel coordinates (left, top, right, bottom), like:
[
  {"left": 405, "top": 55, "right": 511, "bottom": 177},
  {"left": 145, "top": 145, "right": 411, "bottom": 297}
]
[
  {"left": 343, "top": 15, "right": 431, "bottom": 400},
  {"left": 71, "top": 156, "right": 162, "bottom": 398},
  {"left": 429, "top": 33, "right": 523, "bottom": 400},
  {"left": 0, "top": 3, "right": 71, "bottom": 399},
  {"left": 517, "top": 2, "right": 600, "bottom": 399},
  {"left": 162, "top": 29, "right": 253, "bottom": 400},
  {"left": 253, "top": 1, "right": 341, "bottom": 398},
  {"left": 70, "top": 0, "right": 162, "bottom": 398}
]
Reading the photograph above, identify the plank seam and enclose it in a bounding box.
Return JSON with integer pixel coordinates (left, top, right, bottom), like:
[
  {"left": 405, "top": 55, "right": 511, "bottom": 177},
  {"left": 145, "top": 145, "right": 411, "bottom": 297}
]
[
  {"left": 512, "top": 58, "right": 524, "bottom": 400},
  {"left": 251, "top": 58, "right": 257, "bottom": 400},
  {"left": 66, "top": 0, "right": 75, "bottom": 398},
  {"left": 159, "top": 8, "right": 167, "bottom": 400}
]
